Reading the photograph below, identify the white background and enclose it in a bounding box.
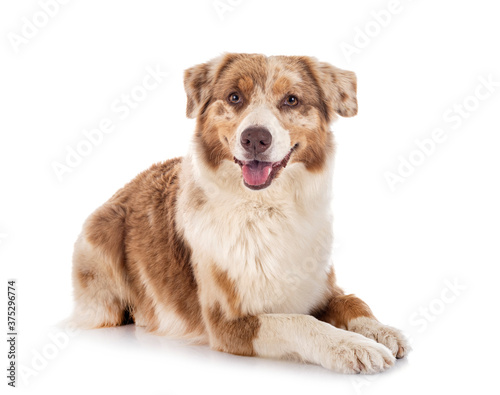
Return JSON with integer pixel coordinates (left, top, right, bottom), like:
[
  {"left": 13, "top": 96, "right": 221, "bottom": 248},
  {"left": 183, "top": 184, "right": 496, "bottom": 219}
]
[{"left": 1, "top": 0, "right": 499, "bottom": 394}]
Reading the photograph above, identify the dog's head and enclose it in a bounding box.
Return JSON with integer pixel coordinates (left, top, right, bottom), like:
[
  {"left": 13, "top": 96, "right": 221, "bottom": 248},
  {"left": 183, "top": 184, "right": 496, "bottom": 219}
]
[{"left": 184, "top": 53, "right": 357, "bottom": 191}]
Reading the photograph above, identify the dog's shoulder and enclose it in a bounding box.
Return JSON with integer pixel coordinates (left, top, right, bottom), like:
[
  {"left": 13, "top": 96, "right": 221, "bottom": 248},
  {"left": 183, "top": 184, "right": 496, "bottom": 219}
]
[{"left": 129, "top": 157, "right": 184, "bottom": 195}]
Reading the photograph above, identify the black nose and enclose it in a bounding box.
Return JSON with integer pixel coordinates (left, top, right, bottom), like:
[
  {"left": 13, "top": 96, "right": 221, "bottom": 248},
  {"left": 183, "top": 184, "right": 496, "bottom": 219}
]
[{"left": 240, "top": 126, "right": 272, "bottom": 155}]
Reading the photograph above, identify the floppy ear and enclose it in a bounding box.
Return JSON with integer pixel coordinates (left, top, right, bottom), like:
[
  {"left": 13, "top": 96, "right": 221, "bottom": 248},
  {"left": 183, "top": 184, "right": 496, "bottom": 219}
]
[
  {"left": 184, "top": 54, "right": 238, "bottom": 119},
  {"left": 316, "top": 62, "right": 358, "bottom": 119},
  {"left": 184, "top": 61, "right": 212, "bottom": 119}
]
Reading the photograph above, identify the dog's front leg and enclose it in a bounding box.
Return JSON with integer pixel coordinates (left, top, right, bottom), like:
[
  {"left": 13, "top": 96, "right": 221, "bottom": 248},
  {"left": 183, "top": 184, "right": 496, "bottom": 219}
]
[
  {"left": 197, "top": 262, "right": 395, "bottom": 373},
  {"left": 202, "top": 306, "right": 395, "bottom": 373},
  {"left": 315, "top": 287, "right": 411, "bottom": 359}
]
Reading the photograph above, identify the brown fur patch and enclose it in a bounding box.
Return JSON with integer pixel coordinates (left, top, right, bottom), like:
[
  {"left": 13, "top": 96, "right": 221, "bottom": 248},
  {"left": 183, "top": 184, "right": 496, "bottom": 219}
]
[
  {"left": 318, "top": 294, "right": 375, "bottom": 329},
  {"left": 272, "top": 76, "right": 292, "bottom": 96},
  {"left": 73, "top": 158, "right": 205, "bottom": 337},
  {"left": 206, "top": 302, "right": 260, "bottom": 356},
  {"left": 288, "top": 119, "right": 334, "bottom": 172},
  {"left": 184, "top": 63, "right": 211, "bottom": 118},
  {"left": 194, "top": 121, "right": 234, "bottom": 170},
  {"left": 313, "top": 267, "right": 375, "bottom": 329},
  {"left": 237, "top": 76, "right": 254, "bottom": 95},
  {"left": 85, "top": 203, "right": 127, "bottom": 261},
  {"left": 124, "top": 159, "right": 204, "bottom": 335},
  {"left": 213, "top": 53, "right": 268, "bottom": 94},
  {"left": 210, "top": 265, "right": 241, "bottom": 316},
  {"left": 75, "top": 269, "right": 95, "bottom": 289}
]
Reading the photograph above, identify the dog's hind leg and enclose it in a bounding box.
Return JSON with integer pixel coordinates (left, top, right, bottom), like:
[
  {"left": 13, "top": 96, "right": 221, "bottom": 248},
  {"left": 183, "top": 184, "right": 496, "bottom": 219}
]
[{"left": 71, "top": 204, "right": 131, "bottom": 328}]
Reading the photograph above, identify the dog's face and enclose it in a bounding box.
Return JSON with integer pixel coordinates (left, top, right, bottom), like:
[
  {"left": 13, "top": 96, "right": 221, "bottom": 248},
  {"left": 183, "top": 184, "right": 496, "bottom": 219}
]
[{"left": 184, "top": 53, "right": 357, "bottom": 190}]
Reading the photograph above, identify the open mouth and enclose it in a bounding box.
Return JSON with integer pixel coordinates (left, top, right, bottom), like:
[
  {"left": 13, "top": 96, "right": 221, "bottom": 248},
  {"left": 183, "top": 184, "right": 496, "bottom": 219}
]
[{"left": 234, "top": 145, "right": 297, "bottom": 190}]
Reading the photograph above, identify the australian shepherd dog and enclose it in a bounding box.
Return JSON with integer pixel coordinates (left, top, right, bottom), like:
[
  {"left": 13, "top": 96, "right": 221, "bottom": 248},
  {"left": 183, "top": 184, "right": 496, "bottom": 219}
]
[{"left": 72, "top": 53, "right": 410, "bottom": 373}]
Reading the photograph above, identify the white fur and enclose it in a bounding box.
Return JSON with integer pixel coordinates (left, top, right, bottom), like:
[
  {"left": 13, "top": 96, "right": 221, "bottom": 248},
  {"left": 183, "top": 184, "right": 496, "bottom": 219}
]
[
  {"left": 176, "top": 98, "right": 399, "bottom": 373},
  {"left": 178, "top": 146, "right": 334, "bottom": 316},
  {"left": 71, "top": 235, "right": 131, "bottom": 328},
  {"left": 254, "top": 314, "right": 395, "bottom": 374},
  {"left": 176, "top": 137, "right": 396, "bottom": 373},
  {"left": 348, "top": 316, "right": 411, "bottom": 358}
]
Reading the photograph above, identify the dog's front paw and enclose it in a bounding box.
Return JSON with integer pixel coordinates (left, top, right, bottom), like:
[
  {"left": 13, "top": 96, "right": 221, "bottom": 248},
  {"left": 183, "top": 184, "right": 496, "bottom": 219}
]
[
  {"left": 320, "top": 331, "right": 395, "bottom": 374},
  {"left": 348, "top": 317, "right": 411, "bottom": 359}
]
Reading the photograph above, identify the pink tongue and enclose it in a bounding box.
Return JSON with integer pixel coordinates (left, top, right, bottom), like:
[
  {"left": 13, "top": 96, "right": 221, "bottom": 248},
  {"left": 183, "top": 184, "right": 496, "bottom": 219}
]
[{"left": 242, "top": 161, "right": 272, "bottom": 186}]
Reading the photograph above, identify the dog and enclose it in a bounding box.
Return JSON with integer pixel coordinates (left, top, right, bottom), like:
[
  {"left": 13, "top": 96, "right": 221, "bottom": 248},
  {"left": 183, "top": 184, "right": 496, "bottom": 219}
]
[{"left": 72, "top": 53, "right": 410, "bottom": 373}]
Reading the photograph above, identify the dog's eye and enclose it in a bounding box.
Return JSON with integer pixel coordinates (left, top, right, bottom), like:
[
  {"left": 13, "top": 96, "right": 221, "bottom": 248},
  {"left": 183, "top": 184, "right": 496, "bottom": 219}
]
[
  {"left": 228, "top": 92, "right": 241, "bottom": 104},
  {"left": 284, "top": 95, "right": 299, "bottom": 107}
]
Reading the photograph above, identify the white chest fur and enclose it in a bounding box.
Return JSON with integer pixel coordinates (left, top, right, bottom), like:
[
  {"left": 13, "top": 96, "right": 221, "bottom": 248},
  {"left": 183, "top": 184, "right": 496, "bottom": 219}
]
[{"left": 177, "top": 154, "right": 334, "bottom": 316}]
